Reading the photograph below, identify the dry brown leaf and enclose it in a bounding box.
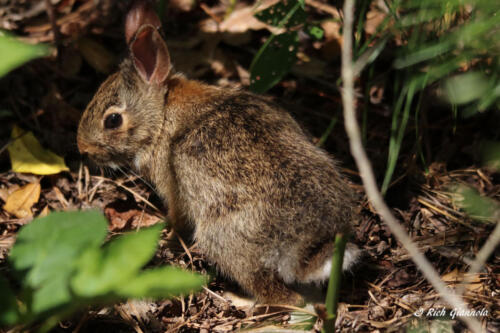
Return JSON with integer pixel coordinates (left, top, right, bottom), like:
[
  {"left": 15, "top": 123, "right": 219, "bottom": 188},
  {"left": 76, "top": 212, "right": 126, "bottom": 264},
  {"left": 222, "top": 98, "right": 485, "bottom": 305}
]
[
  {"left": 169, "top": 0, "right": 197, "bottom": 12},
  {"left": 105, "top": 206, "right": 161, "bottom": 231},
  {"left": 320, "top": 21, "right": 342, "bottom": 61},
  {"left": 370, "top": 83, "right": 385, "bottom": 104},
  {"left": 442, "top": 268, "right": 460, "bottom": 282},
  {"left": 465, "top": 283, "right": 484, "bottom": 292},
  {"left": 0, "top": 184, "right": 20, "bottom": 203},
  {"left": 441, "top": 268, "right": 484, "bottom": 292},
  {"left": 38, "top": 205, "right": 50, "bottom": 217},
  {"left": 3, "top": 182, "right": 41, "bottom": 218},
  {"left": 219, "top": 4, "right": 281, "bottom": 34},
  {"left": 365, "top": 2, "right": 388, "bottom": 35}
]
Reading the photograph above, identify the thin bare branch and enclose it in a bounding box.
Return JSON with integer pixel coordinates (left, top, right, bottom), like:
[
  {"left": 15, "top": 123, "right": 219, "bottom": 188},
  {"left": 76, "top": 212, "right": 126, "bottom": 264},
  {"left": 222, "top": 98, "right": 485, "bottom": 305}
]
[{"left": 340, "top": 0, "right": 482, "bottom": 332}]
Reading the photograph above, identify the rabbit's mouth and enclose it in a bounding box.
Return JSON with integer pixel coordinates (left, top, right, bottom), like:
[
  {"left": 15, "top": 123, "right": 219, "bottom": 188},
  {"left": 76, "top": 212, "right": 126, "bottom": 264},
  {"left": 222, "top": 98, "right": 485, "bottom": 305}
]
[
  {"left": 82, "top": 151, "right": 131, "bottom": 170},
  {"left": 77, "top": 136, "right": 131, "bottom": 168}
]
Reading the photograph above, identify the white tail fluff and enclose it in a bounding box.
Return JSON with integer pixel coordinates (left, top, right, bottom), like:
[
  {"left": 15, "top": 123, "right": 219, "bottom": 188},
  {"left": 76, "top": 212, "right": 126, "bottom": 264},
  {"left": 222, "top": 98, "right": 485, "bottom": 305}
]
[{"left": 302, "top": 243, "right": 361, "bottom": 283}]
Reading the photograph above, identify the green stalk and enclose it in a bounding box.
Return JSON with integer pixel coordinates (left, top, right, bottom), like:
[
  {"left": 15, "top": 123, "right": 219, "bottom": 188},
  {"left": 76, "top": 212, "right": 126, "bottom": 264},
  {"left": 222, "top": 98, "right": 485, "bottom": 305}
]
[
  {"left": 322, "top": 233, "right": 347, "bottom": 333},
  {"left": 316, "top": 116, "right": 338, "bottom": 148}
]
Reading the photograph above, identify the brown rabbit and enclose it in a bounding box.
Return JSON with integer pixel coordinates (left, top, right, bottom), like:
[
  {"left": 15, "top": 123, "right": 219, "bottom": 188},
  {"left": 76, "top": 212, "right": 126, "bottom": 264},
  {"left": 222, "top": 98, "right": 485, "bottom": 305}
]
[{"left": 77, "top": 1, "right": 360, "bottom": 305}]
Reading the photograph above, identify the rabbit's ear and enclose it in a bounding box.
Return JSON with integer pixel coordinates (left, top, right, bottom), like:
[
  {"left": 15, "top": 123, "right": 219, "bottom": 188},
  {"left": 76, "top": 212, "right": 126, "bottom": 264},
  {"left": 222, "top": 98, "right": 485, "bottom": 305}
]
[
  {"left": 125, "top": 0, "right": 161, "bottom": 44},
  {"left": 130, "top": 25, "right": 171, "bottom": 85}
]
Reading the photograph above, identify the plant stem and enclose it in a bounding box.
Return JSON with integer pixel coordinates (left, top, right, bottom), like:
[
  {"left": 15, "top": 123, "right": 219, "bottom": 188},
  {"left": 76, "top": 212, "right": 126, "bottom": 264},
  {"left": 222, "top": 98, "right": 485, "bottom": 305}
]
[
  {"left": 340, "top": 0, "right": 482, "bottom": 332},
  {"left": 323, "top": 233, "right": 347, "bottom": 333}
]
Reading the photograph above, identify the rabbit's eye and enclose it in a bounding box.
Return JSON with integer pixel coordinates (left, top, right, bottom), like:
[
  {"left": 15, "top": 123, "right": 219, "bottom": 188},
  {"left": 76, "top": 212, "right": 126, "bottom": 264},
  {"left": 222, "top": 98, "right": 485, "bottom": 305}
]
[{"left": 104, "top": 113, "right": 123, "bottom": 129}]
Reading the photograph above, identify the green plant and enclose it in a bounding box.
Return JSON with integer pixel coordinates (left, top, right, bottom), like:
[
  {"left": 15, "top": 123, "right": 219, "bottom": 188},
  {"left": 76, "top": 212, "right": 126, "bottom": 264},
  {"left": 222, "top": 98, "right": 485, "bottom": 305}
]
[
  {"left": 250, "top": 0, "right": 324, "bottom": 93},
  {"left": 378, "top": 0, "right": 500, "bottom": 193},
  {"left": 0, "top": 31, "right": 49, "bottom": 78},
  {"left": 452, "top": 185, "right": 500, "bottom": 223},
  {"left": 0, "top": 211, "right": 205, "bottom": 332},
  {"left": 322, "top": 233, "right": 347, "bottom": 333}
]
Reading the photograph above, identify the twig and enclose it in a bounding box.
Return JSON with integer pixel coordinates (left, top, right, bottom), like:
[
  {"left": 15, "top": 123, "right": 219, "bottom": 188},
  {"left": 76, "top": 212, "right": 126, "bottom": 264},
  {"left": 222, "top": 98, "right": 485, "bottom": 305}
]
[
  {"left": 200, "top": 3, "right": 222, "bottom": 24},
  {"left": 175, "top": 231, "right": 194, "bottom": 269},
  {"left": 93, "top": 176, "right": 161, "bottom": 212},
  {"left": 44, "top": 0, "right": 62, "bottom": 62},
  {"left": 202, "top": 286, "right": 228, "bottom": 304},
  {"left": 340, "top": 0, "right": 482, "bottom": 332}
]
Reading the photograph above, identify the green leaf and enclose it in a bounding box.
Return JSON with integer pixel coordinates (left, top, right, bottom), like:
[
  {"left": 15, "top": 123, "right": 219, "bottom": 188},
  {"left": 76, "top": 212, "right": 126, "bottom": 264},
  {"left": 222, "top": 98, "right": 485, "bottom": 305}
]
[
  {"left": 250, "top": 31, "right": 299, "bottom": 93},
  {"left": 452, "top": 185, "right": 500, "bottom": 223},
  {"left": 10, "top": 211, "right": 108, "bottom": 289},
  {"left": 0, "top": 275, "right": 20, "bottom": 326},
  {"left": 71, "top": 224, "right": 164, "bottom": 297},
  {"left": 116, "top": 266, "right": 206, "bottom": 298},
  {"left": 31, "top": 273, "right": 73, "bottom": 314},
  {"left": 306, "top": 25, "right": 324, "bottom": 40},
  {"left": 9, "top": 211, "right": 108, "bottom": 315},
  {"left": 0, "top": 32, "right": 49, "bottom": 78},
  {"left": 443, "top": 72, "right": 490, "bottom": 105},
  {"left": 255, "top": 0, "right": 306, "bottom": 28}
]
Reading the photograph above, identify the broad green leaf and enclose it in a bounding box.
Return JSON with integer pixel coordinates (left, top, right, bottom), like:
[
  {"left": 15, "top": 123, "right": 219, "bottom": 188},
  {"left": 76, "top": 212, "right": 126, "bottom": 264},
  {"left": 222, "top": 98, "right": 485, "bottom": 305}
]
[
  {"left": 255, "top": 0, "right": 306, "bottom": 28},
  {"left": 250, "top": 31, "right": 299, "bottom": 93},
  {"left": 71, "top": 224, "right": 164, "bottom": 297},
  {"left": 10, "top": 210, "right": 108, "bottom": 289},
  {"left": 116, "top": 266, "right": 205, "bottom": 298},
  {"left": 452, "top": 185, "right": 500, "bottom": 223},
  {"left": 0, "top": 275, "right": 19, "bottom": 326},
  {"left": 444, "top": 72, "right": 490, "bottom": 105},
  {"left": 8, "top": 125, "right": 69, "bottom": 175},
  {"left": 0, "top": 32, "right": 49, "bottom": 78},
  {"left": 31, "top": 273, "right": 73, "bottom": 314}
]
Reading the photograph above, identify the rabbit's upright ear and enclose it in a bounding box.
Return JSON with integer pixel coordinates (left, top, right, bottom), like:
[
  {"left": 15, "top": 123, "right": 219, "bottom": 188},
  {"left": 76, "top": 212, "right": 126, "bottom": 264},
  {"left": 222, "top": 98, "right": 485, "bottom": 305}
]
[
  {"left": 125, "top": 0, "right": 161, "bottom": 44},
  {"left": 126, "top": 1, "right": 171, "bottom": 85},
  {"left": 129, "top": 25, "right": 171, "bottom": 84}
]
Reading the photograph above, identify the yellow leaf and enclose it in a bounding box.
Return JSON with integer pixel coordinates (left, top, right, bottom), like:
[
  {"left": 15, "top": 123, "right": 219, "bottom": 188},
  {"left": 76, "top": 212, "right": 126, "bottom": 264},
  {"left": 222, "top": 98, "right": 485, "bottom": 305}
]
[
  {"left": 8, "top": 125, "right": 69, "bottom": 175},
  {"left": 3, "top": 182, "right": 41, "bottom": 218}
]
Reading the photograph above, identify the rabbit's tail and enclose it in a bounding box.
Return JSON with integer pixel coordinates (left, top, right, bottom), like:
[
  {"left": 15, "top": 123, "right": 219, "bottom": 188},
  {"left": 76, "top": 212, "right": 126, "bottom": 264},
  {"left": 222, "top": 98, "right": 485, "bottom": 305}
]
[{"left": 301, "top": 242, "right": 362, "bottom": 284}]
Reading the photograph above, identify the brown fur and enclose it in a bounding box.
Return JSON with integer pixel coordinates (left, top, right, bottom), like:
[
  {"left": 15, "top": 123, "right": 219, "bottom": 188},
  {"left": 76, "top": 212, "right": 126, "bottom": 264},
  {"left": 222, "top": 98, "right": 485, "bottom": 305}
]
[{"left": 77, "top": 2, "right": 358, "bottom": 305}]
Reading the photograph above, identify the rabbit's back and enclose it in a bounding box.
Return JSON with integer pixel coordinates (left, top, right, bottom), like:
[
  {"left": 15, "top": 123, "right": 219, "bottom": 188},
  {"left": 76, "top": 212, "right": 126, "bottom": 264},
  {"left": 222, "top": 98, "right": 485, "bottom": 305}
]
[{"left": 170, "top": 91, "right": 355, "bottom": 284}]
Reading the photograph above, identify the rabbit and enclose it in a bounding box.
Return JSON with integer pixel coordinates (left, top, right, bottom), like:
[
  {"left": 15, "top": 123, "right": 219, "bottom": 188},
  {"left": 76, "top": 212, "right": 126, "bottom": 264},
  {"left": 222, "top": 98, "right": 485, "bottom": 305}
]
[{"left": 77, "top": 0, "right": 360, "bottom": 305}]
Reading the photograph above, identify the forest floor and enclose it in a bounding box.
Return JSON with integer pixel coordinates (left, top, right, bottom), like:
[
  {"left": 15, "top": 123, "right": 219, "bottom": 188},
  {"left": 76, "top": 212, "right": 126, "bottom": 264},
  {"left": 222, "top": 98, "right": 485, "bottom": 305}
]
[{"left": 0, "top": 1, "right": 498, "bottom": 332}]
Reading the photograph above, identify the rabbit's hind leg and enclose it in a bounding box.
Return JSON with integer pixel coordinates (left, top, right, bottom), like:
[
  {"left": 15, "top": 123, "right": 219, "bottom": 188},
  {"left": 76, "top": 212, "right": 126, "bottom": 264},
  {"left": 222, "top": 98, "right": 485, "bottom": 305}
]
[{"left": 238, "top": 268, "right": 304, "bottom": 306}]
